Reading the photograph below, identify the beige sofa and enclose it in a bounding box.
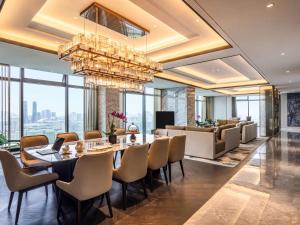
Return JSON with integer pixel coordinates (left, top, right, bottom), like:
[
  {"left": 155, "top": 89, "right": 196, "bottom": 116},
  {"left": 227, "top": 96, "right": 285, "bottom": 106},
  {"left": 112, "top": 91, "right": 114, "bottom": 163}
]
[
  {"left": 159, "top": 125, "right": 240, "bottom": 159},
  {"left": 241, "top": 123, "right": 257, "bottom": 144}
]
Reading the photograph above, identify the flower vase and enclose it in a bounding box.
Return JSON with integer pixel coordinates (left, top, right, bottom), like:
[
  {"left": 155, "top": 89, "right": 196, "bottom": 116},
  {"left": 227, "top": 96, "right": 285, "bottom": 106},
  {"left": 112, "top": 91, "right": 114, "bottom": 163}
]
[{"left": 109, "top": 134, "right": 117, "bottom": 144}]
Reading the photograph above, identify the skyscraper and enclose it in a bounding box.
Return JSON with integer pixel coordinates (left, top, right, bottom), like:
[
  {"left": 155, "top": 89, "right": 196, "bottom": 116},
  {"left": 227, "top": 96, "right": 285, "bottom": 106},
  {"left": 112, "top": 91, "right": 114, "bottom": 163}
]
[
  {"left": 23, "top": 101, "right": 29, "bottom": 123},
  {"left": 32, "top": 101, "right": 37, "bottom": 122}
]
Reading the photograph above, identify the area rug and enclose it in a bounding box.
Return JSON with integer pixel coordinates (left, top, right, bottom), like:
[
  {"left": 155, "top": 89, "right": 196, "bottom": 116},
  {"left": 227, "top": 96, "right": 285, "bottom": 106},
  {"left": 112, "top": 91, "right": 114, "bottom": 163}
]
[{"left": 184, "top": 137, "right": 268, "bottom": 167}]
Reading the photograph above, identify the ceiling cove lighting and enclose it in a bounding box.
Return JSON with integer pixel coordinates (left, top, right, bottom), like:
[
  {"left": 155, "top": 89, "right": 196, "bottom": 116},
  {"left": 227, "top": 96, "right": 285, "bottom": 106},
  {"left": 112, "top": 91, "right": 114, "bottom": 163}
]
[
  {"left": 266, "top": 3, "right": 274, "bottom": 8},
  {"left": 58, "top": 3, "right": 162, "bottom": 91}
]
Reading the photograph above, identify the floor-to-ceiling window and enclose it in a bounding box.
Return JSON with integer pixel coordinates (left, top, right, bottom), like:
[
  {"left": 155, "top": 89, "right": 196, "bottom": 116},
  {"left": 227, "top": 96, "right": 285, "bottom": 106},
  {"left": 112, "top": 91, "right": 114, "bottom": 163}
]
[
  {"left": 236, "top": 95, "right": 260, "bottom": 124},
  {"left": 0, "top": 65, "right": 85, "bottom": 142},
  {"left": 124, "top": 87, "right": 161, "bottom": 134},
  {"left": 195, "top": 95, "right": 206, "bottom": 122}
]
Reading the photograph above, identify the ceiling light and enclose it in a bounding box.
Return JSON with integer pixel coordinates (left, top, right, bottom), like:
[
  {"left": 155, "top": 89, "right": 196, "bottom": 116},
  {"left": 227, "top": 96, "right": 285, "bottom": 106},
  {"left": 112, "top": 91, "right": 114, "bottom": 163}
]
[
  {"left": 289, "top": 80, "right": 292, "bottom": 83},
  {"left": 153, "top": 24, "right": 157, "bottom": 28},
  {"left": 281, "top": 52, "right": 285, "bottom": 56},
  {"left": 195, "top": 19, "right": 200, "bottom": 22},
  {"left": 286, "top": 70, "right": 290, "bottom": 73},
  {"left": 266, "top": 3, "right": 274, "bottom": 8},
  {"left": 73, "top": 16, "right": 78, "bottom": 20}
]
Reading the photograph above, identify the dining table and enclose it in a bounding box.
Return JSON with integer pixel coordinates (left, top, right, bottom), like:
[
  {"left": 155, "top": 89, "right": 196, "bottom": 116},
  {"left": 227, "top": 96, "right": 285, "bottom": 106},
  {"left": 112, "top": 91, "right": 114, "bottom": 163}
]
[{"left": 24, "top": 134, "right": 166, "bottom": 182}]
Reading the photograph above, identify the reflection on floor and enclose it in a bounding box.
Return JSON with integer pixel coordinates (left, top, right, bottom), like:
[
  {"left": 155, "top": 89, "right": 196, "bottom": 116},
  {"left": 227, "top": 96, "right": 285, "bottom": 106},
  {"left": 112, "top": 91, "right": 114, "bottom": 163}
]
[{"left": 185, "top": 131, "right": 300, "bottom": 225}]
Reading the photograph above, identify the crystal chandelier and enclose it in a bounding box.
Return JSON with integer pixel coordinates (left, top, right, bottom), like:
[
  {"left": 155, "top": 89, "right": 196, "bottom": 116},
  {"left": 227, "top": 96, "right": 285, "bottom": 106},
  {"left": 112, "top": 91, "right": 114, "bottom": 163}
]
[{"left": 58, "top": 33, "right": 162, "bottom": 91}]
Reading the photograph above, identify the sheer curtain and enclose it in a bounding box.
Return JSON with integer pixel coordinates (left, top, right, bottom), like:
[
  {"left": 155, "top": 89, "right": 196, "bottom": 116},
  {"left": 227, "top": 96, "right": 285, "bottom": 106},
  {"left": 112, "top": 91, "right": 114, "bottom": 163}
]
[
  {"left": 0, "top": 64, "right": 10, "bottom": 139},
  {"left": 206, "top": 97, "right": 214, "bottom": 120},
  {"left": 84, "top": 82, "right": 99, "bottom": 131}
]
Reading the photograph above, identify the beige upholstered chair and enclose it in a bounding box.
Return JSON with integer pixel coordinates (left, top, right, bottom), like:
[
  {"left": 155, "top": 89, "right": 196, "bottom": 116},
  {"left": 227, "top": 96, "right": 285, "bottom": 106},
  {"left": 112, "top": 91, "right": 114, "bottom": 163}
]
[
  {"left": 168, "top": 135, "right": 186, "bottom": 182},
  {"left": 56, "top": 132, "right": 79, "bottom": 143},
  {"left": 148, "top": 138, "right": 170, "bottom": 191},
  {"left": 56, "top": 151, "right": 114, "bottom": 225},
  {"left": 20, "top": 135, "right": 52, "bottom": 168},
  {"left": 114, "top": 128, "right": 126, "bottom": 136},
  {"left": 84, "top": 130, "right": 102, "bottom": 140},
  {"left": 113, "top": 144, "right": 149, "bottom": 209},
  {"left": 0, "top": 150, "right": 58, "bottom": 225}
]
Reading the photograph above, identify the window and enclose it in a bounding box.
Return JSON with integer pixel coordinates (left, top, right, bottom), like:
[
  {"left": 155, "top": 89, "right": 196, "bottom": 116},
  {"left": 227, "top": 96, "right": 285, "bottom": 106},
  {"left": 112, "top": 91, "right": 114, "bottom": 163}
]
[
  {"left": 24, "top": 68, "right": 64, "bottom": 82},
  {"left": 125, "top": 93, "right": 143, "bottom": 132},
  {"left": 124, "top": 88, "right": 161, "bottom": 134},
  {"left": 23, "top": 83, "right": 65, "bottom": 143},
  {"left": 0, "top": 65, "right": 85, "bottom": 142},
  {"left": 195, "top": 96, "right": 206, "bottom": 121},
  {"left": 69, "top": 88, "right": 84, "bottom": 139},
  {"left": 10, "top": 81, "right": 20, "bottom": 140},
  {"left": 236, "top": 95, "right": 260, "bottom": 125}
]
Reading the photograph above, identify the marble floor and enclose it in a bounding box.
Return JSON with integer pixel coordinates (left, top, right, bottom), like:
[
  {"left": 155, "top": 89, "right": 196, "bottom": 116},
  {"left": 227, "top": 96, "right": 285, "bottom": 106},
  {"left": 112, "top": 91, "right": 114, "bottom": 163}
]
[{"left": 185, "top": 131, "right": 300, "bottom": 225}]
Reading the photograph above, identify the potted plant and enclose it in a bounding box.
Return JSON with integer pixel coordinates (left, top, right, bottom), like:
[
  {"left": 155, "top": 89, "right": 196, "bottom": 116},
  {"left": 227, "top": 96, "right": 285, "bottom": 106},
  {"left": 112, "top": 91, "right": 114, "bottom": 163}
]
[
  {"left": 104, "top": 111, "right": 127, "bottom": 144},
  {"left": 0, "top": 133, "right": 8, "bottom": 145}
]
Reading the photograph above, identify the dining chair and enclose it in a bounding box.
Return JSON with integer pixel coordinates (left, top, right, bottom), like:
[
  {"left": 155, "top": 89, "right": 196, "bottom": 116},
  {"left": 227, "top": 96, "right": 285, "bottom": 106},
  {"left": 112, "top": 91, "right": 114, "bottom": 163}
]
[
  {"left": 114, "top": 128, "right": 126, "bottom": 136},
  {"left": 0, "top": 150, "right": 58, "bottom": 225},
  {"left": 56, "top": 151, "right": 114, "bottom": 225},
  {"left": 20, "top": 135, "right": 52, "bottom": 169},
  {"left": 168, "top": 135, "right": 186, "bottom": 182},
  {"left": 56, "top": 132, "right": 79, "bottom": 143},
  {"left": 147, "top": 138, "right": 170, "bottom": 191},
  {"left": 113, "top": 144, "right": 149, "bottom": 210},
  {"left": 84, "top": 130, "right": 102, "bottom": 140}
]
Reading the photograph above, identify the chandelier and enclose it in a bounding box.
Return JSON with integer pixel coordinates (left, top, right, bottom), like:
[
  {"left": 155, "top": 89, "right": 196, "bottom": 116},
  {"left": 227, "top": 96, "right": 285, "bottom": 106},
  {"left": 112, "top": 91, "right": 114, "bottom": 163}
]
[{"left": 58, "top": 33, "right": 162, "bottom": 91}]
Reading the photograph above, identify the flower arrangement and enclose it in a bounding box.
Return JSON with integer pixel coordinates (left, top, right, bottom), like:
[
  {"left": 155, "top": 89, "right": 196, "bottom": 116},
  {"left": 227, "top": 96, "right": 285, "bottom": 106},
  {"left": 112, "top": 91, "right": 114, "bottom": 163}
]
[{"left": 105, "top": 111, "right": 127, "bottom": 136}]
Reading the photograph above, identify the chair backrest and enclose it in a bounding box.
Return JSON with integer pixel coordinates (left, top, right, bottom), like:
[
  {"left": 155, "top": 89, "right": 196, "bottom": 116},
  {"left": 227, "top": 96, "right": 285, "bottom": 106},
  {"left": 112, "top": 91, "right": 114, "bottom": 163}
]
[
  {"left": 0, "top": 150, "right": 22, "bottom": 191},
  {"left": 116, "top": 144, "right": 149, "bottom": 183},
  {"left": 115, "top": 128, "right": 126, "bottom": 136},
  {"left": 70, "top": 151, "right": 113, "bottom": 200},
  {"left": 56, "top": 132, "right": 79, "bottom": 143},
  {"left": 20, "top": 135, "right": 49, "bottom": 151},
  {"left": 148, "top": 138, "right": 169, "bottom": 170},
  {"left": 84, "top": 130, "right": 102, "bottom": 140},
  {"left": 168, "top": 135, "right": 186, "bottom": 163}
]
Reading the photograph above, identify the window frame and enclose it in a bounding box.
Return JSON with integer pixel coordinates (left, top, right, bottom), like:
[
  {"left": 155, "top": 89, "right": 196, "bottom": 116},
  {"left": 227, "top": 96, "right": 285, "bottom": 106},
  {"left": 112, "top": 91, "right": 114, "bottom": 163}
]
[
  {"left": 236, "top": 95, "right": 260, "bottom": 125},
  {"left": 0, "top": 65, "right": 85, "bottom": 141},
  {"left": 123, "top": 88, "right": 161, "bottom": 134}
]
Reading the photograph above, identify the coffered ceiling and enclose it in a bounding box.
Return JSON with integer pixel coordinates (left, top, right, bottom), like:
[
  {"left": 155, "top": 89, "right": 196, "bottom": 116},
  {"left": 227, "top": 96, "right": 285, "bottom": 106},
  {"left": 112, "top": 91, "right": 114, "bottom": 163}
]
[{"left": 5, "top": 0, "right": 298, "bottom": 96}]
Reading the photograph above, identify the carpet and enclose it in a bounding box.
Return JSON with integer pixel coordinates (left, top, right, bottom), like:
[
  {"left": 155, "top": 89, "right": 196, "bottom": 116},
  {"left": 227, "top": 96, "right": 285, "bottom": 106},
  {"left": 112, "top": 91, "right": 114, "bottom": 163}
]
[{"left": 184, "top": 138, "right": 268, "bottom": 167}]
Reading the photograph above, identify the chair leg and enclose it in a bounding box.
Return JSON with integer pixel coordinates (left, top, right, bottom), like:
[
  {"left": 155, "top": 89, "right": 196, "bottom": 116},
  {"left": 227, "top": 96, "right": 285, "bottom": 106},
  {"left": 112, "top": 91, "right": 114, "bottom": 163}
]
[
  {"left": 141, "top": 178, "right": 147, "bottom": 198},
  {"left": 76, "top": 200, "right": 81, "bottom": 225},
  {"left": 8, "top": 192, "right": 14, "bottom": 210},
  {"left": 162, "top": 166, "right": 168, "bottom": 185},
  {"left": 113, "top": 154, "right": 116, "bottom": 168},
  {"left": 149, "top": 170, "right": 153, "bottom": 192},
  {"left": 121, "top": 183, "right": 127, "bottom": 210},
  {"left": 56, "top": 190, "right": 63, "bottom": 220},
  {"left": 168, "top": 162, "right": 172, "bottom": 183},
  {"left": 179, "top": 160, "right": 185, "bottom": 177},
  {"left": 98, "top": 194, "right": 104, "bottom": 207},
  {"left": 105, "top": 192, "right": 113, "bottom": 218},
  {"left": 15, "top": 191, "right": 23, "bottom": 225},
  {"left": 45, "top": 185, "right": 48, "bottom": 198}
]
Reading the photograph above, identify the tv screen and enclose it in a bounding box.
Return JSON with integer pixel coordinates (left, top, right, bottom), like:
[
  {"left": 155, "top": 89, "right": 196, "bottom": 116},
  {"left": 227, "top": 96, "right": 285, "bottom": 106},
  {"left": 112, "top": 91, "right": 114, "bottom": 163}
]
[{"left": 156, "top": 111, "right": 175, "bottom": 129}]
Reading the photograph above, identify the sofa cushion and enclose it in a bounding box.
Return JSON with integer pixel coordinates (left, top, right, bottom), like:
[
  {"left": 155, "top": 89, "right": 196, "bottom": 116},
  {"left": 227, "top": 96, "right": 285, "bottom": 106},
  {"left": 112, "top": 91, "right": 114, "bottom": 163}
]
[
  {"left": 215, "top": 140, "right": 225, "bottom": 154},
  {"left": 216, "top": 124, "right": 236, "bottom": 140},
  {"left": 165, "top": 125, "right": 185, "bottom": 130},
  {"left": 185, "top": 126, "right": 214, "bottom": 132}
]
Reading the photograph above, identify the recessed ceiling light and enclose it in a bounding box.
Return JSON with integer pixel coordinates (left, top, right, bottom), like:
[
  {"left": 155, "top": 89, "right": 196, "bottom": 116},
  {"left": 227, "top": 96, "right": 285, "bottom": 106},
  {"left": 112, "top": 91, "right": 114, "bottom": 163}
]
[
  {"left": 153, "top": 24, "right": 157, "bottom": 28},
  {"left": 281, "top": 52, "right": 286, "bottom": 56},
  {"left": 73, "top": 16, "right": 78, "bottom": 20},
  {"left": 286, "top": 70, "right": 290, "bottom": 73},
  {"left": 55, "top": 41, "right": 61, "bottom": 44},
  {"left": 266, "top": 3, "right": 274, "bottom": 8},
  {"left": 195, "top": 19, "right": 200, "bottom": 22},
  {"left": 289, "top": 80, "right": 292, "bottom": 83}
]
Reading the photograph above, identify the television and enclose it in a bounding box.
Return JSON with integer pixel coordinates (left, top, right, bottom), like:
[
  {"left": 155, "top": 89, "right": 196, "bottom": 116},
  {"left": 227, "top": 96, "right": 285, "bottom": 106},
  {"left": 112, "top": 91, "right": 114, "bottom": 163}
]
[{"left": 156, "top": 111, "right": 175, "bottom": 129}]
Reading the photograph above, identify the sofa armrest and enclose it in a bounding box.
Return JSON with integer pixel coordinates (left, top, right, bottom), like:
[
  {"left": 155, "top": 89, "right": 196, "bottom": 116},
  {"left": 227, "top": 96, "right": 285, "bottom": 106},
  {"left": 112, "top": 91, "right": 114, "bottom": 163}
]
[
  {"left": 221, "top": 127, "right": 240, "bottom": 151},
  {"left": 242, "top": 123, "right": 257, "bottom": 143}
]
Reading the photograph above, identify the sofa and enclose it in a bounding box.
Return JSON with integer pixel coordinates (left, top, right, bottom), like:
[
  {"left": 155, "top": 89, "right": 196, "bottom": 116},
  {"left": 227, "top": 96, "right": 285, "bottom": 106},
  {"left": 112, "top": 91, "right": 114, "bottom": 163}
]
[
  {"left": 241, "top": 123, "right": 257, "bottom": 143},
  {"left": 159, "top": 125, "right": 240, "bottom": 159}
]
